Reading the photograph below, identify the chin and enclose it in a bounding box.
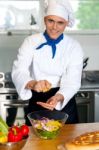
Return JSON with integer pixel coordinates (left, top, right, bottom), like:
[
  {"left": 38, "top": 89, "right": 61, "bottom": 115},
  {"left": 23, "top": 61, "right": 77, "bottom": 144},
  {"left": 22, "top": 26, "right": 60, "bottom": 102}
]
[
  {"left": 47, "top": 30, "right": 61, "bottom": 39},
  {"left": 49, "top": 34, "right": 59, "bottom": 39}
]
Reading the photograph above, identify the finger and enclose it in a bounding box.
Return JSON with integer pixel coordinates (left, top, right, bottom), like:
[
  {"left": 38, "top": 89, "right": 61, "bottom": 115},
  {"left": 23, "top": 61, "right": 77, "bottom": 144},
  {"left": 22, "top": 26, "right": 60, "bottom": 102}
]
[
  {"left": 26, "top": 83, "right": 33, "bottom": 89},
  {"left": 36, "top": 102, "right": 54, "bottom": 110},
  {"left": 37, "top": 101, "right": 53, "bottom": 107},
  {"left": 45, "top": 80, "right": 51, "bottom": 89},
  {"left": 42, "top": 88, "right": 50, "bottom": 92},
  {"left": 35, "top": 89, "right": 42, "bottom": 92},
  {"left": 47, "top": 101, "right": 54, "bottom": 105},
  {"left": 37, "top": 104, "right": 53, "bottom": 110},
  {"left": 39, "top": 80, "right": 46, "bottom": 90},
  {"left": 47, "top": 99, "right": 54, "bottom": 105},
  {"left": 34, "top": 83, "right": 43, "bottom": 92},
  {"left": 42, "top": 81, "right": 49, "bottom": 92},
  {"left": 47, "top": 97, "right": 57, "bottom": 105}
]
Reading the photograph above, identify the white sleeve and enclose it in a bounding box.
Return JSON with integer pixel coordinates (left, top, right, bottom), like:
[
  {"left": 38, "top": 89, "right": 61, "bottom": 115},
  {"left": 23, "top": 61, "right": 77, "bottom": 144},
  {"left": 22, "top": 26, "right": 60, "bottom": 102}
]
[
  {"left": 11, "top": 37, "right": 33, "bottom": 100},
  {"left": 55, "top": 42, "right": 84, "bottom": 110}
]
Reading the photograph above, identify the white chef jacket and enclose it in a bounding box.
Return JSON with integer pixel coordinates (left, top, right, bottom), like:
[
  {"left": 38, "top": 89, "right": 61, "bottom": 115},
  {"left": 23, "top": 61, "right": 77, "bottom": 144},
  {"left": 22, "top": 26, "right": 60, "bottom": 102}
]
[{"left": 12, "top": 32, "right": 84, "bottom": 110}]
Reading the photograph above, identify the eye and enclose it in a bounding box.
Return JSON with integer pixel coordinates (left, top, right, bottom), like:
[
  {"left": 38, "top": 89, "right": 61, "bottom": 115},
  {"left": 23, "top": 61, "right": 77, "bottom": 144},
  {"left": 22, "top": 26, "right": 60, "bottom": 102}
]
[
  {"left": 58, "top": 21, "right": 65, "bottom": 25},
  {"left": 47, "top": 19, "right": 54, "bottom": 23}
]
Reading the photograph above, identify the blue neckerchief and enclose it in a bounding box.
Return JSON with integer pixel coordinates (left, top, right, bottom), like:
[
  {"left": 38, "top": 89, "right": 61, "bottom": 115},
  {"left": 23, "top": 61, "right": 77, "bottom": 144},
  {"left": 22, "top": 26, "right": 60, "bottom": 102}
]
[{"left": 36, "top": 31, "right": 63, "bottom": 58}]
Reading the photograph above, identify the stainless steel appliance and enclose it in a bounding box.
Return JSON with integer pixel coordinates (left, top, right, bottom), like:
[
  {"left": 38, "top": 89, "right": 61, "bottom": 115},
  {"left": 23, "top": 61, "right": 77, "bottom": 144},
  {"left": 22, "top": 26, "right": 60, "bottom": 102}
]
[
  {"left": 81, "top": 71, "right": 99, "bottom": 123},
  {"left": 0, "top": 72, "right": 28, "bottom": 126},
  {"left": 76, "top": 91, "right": 94, "bottom": 123},
  {"left": 94, "top": 92, "right": 99, "bottom": 122}
]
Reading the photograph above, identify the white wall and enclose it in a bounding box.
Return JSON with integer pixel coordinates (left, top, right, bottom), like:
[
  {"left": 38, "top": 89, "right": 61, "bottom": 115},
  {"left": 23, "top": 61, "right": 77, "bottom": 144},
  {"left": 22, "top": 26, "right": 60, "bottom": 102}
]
[
  {"left": 67, "top": 32, "right": 99, "bottom": 71},
  {"left": 0, "top": 33, "right": 27, "bottom": 73},
  {"left": 0, "top": 31, "right": 99, "bottom": 73}
]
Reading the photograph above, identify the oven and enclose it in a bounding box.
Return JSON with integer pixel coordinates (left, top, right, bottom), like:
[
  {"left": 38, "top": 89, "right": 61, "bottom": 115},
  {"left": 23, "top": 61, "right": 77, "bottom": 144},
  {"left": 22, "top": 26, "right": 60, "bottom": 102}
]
[
  {"left": 0, "top": 72, "right": 29, "bottom": 126},
  {"left": 75, "top": 91, "right": 95, "bottom": 123},
  {"left": 94, "top": 92, "right": 99, "bottom": 122},
  {"left": 0, "top": 94, "right": 28, "bottom": 126}
]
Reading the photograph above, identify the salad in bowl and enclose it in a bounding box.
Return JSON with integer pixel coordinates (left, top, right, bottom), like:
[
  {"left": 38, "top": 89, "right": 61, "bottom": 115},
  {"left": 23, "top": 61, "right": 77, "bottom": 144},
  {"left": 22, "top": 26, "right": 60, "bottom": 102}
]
[{"left": 27, "top": 110, "right": 68, "bottom": 139}]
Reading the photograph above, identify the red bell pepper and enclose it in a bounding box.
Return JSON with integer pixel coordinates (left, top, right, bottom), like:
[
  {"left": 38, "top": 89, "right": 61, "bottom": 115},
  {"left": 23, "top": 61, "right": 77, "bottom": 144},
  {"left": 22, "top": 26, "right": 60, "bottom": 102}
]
[
  {"left": 20, "top": 124, "right": 29, "bottom": 137},
  {"left": 8, "top": 126, "right": 22, "bottom": 142}
]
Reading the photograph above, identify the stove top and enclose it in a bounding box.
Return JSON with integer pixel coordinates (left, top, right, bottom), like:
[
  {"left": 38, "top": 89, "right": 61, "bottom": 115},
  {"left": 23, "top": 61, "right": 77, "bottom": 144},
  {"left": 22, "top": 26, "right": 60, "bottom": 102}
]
[
  {"left": 81, "top": 71, "right": 99, "bottom": 88},
  {"left": 0, "top": 81, "right": 15, "bottom": 88},
  {"left": 0, "top": 72, "right": 16, "bottom": 93}
]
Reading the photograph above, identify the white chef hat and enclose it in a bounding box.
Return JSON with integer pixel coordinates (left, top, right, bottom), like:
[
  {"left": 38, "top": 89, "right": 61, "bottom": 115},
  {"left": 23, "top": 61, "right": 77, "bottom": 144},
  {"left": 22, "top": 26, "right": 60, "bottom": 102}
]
[{"left": 44, "top": 0, "right": 75, "bottom": 27}]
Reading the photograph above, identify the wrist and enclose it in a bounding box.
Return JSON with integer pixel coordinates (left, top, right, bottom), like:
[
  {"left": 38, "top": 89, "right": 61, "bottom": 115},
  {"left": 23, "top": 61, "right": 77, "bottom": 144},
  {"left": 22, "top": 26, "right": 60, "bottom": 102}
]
[
  {"left": 55, "top": 93, "right": 64, "bottom": 102},
  {"left": 25, "top": 80, "right": 37, "bottom": 89}
]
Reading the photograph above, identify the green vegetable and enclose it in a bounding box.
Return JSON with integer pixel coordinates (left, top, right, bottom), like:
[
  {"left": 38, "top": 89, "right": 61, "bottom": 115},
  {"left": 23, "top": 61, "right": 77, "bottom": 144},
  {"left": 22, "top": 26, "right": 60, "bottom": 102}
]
[
  {"left": 36, "top": 129, "right": 60, "bottom": 139},
  {"left": 0, "top": 116, "right": 9, "bottom": 135}
]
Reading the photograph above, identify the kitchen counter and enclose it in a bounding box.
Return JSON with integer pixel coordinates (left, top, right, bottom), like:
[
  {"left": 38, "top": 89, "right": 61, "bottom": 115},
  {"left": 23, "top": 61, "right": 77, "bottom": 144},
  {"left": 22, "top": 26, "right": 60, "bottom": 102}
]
[
  {"left": 80, "top": 71, "right": 99, "bottom": 91},
  {"left": 81, "top": 79, "right": 99, "bottom": 91},
  {"left": 22, "top": 123, "right": 99, "bottom": 150}
]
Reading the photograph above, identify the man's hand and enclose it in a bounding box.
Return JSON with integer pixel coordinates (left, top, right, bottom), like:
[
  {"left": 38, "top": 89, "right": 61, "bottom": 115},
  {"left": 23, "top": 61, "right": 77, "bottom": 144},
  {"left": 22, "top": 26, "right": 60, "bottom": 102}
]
[
  {"left": 25, "top": 80, "right": 51, "bottom": 92},
  {"left": 37, "top": 93, "right": 64, "bottom": 110}
]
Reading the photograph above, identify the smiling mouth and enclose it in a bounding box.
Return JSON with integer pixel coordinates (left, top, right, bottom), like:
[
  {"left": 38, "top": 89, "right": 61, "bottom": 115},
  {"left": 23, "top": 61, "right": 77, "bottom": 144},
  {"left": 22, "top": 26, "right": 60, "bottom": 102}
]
[{"left": 50, "top": 30, "right": 59, "bottom": 34}]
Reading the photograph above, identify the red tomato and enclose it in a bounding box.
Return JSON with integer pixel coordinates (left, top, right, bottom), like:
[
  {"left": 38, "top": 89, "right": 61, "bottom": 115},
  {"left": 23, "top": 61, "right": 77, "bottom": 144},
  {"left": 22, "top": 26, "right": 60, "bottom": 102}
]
[
  {"left": 21, "top": 125, "right": 29, "bottom": 137},
  {"left": 8, "top": 126, "right": 22, "bottom": 142}
]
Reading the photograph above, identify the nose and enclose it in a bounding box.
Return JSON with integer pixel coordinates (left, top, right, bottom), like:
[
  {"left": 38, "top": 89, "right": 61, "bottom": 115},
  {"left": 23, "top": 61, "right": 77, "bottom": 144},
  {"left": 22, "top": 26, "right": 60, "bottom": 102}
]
[{"left": 52, "top": 22, "right": 57, "bottom": 29}]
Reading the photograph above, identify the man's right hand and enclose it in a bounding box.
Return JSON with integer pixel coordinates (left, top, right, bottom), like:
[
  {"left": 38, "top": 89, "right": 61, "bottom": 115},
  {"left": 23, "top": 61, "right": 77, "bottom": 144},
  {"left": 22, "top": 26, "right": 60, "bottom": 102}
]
[{"left": 25, "top": 80, "right": 52, "bottom": 92}]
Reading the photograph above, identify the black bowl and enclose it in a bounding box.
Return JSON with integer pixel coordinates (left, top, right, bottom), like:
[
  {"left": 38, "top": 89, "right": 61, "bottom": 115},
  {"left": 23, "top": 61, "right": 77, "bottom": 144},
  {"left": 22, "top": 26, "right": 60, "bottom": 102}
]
[{"left": 27, "top": 110, "right": 68, "bottom": 139}]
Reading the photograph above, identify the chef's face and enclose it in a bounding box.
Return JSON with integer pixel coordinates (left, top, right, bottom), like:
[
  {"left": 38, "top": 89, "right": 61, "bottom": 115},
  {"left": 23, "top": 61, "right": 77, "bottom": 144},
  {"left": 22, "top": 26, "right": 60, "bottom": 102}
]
[{"left": 44, "top": 15, "right": 68, "bottom": 39}]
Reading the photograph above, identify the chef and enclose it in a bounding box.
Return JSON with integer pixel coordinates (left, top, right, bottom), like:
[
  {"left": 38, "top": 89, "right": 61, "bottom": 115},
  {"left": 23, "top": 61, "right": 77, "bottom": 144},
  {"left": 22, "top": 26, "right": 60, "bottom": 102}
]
[{"left": 11, "top": 0, "right": 84, "bottom": 125}]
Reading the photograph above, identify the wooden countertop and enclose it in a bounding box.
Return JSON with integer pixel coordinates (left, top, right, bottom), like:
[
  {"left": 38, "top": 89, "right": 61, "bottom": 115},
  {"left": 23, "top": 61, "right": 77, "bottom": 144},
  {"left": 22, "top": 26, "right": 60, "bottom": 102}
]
[{"left": 22, "top": 123, "right": 99, "bottom": 150}]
